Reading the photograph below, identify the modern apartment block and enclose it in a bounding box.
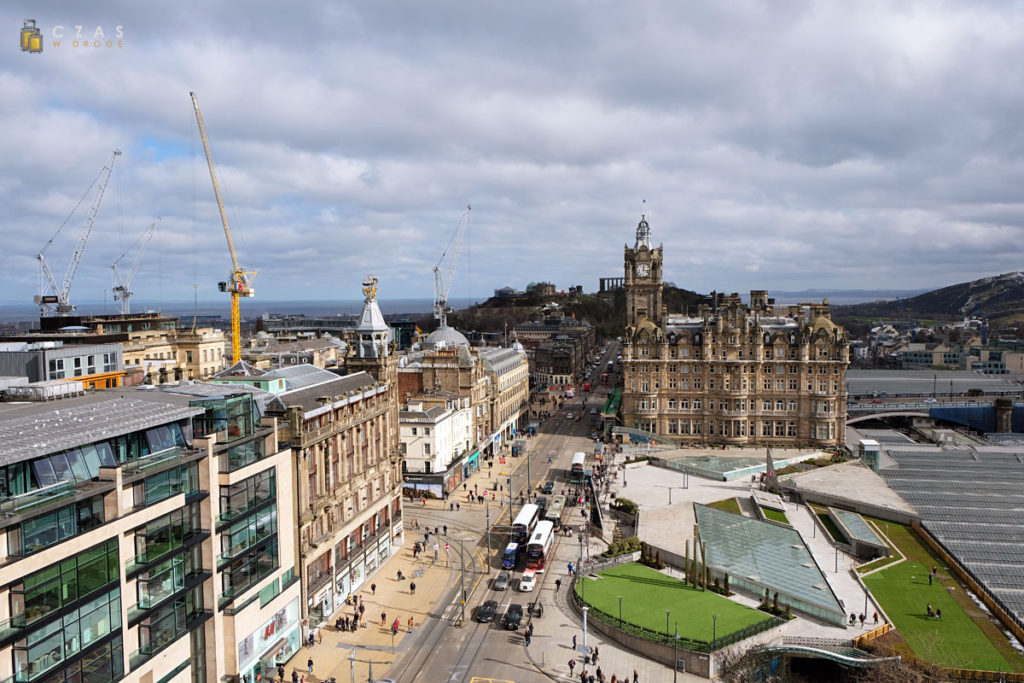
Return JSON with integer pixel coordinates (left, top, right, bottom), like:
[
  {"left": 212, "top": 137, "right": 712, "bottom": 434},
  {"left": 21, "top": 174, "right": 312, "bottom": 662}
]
[
  {"left": 0, "top": 383, "right": 300, "bottom": 683},
  {"left": 620, "top": 215, "right": 849, "bottom": 447}
]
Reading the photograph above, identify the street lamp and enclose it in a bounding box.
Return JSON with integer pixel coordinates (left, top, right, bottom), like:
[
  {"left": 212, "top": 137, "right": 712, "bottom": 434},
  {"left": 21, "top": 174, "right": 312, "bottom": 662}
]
[
  {"left": 665, "top": 609, "right": 671, "bottom": 636},
  {"left": 617, "top": 595, "right": 623, "bottom": 628},
  {"left": 712, "top": 613, "right": 719, "bottom": 645},
  {"left": 673, "top": 623, "right": 680, "bottom": 683}
]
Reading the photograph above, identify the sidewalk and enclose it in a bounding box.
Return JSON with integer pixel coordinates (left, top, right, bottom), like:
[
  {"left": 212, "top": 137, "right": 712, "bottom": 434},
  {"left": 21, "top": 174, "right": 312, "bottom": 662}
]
[{"left": 278, "top": 528, "right": 457, "bottom": 683}]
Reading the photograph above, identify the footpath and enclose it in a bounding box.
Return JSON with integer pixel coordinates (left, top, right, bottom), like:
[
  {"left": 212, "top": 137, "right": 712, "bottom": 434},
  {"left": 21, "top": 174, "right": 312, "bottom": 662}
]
[{"left": 278, "top": 445, "right": 525, "bottom": 683}]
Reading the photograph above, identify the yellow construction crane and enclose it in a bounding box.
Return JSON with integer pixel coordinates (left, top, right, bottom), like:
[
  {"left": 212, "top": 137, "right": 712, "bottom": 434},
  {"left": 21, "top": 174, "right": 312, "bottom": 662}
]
[{"left": 189, "top": 91, "right": 256, "bottom": 365}]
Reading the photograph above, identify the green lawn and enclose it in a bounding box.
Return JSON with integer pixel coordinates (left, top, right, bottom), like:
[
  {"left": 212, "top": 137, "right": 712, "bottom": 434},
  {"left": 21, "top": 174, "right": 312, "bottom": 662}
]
[
  {"left": 761, "top": 507, "right": 789, "bottom": 524},
  {"left": 575, "top": 563, "right": 772, "bottom": 641},
  {"left": 707, "top": 497, "right": 741, "bottom": 515},
  {"left": 865, "top": 559, "right": 1014, "bottom": 671}
]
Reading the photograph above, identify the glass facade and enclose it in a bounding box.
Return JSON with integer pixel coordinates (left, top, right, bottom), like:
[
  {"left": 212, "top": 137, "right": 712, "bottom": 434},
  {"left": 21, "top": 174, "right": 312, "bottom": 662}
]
[
  {"left": 138, "top": 586, "right": 204, "bottom": 655},
  {"left": 222, "top": 539, "right": 279, "bottom": 600},
  {"left": 133, "top": 504, "right": 202, "bottom": 566},
  {"left": 8, "top": 498, "right": 104, "bottom": 557},
  {"left": 0, "top": 424, "right": 186, "bottom": 499},
  {"left": 137, "top": 546, "right": 203, "bottom": 609},
  {"left": 191, "top": 395, "right": 258, "bottom": 444},
  {"left": 134, "top": 463, "right": 200, "bottom": 508},
  {"left": 8, "top": 541, "right": 121, "bottom": 682},
  {"left": 219, "top": 470, "right": 275, "bottom": 523}
]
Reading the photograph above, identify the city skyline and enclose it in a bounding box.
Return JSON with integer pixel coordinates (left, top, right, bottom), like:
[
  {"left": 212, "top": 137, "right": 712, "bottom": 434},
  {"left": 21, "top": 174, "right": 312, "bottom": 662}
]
[{"left": 4, "top": 2, "right": 1024, "bottom": 307}]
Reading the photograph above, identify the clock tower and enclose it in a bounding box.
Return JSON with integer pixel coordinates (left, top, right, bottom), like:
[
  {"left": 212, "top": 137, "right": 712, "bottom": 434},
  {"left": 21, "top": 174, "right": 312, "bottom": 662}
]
[{"left": 624, "top": 214, "right": 664, "bottom": 327}]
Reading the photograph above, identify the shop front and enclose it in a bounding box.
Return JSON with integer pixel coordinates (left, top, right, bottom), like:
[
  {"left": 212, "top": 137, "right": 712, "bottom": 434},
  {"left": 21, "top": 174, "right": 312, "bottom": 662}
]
[
  {"left": 238, "top": 598, "right": 301, "bottom": 683},
  {"left": 462, "top": 450, "right": 480, "bottom": 479}
]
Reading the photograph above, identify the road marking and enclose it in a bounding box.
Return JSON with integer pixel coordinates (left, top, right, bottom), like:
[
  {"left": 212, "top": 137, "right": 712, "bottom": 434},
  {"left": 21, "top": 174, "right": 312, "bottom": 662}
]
[{"left": 468, "top": 678, "right": 515, "bottom": 683}]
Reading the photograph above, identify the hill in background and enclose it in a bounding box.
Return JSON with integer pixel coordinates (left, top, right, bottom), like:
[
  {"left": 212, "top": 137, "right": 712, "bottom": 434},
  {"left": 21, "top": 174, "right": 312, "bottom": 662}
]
[{"left": 832, "top": 272, "right": 1024, "bottom": 332}]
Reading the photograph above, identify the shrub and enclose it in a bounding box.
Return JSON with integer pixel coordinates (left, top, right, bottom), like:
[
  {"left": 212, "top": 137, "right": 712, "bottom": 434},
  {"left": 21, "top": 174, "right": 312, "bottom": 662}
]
[
  {"left": 602, "top": 535, "right": 644, "bottom": 558},
  {"left": 611, "top": 497, "right": 639, "bottom": 515}
]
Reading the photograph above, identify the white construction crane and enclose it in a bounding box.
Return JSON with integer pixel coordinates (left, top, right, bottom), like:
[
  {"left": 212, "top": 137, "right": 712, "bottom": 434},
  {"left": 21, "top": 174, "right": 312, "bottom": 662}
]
[
  {"left": 111, "top": 218, "right": 160, "bottom": 315},
  {"left": 190, "top": 91, "right": 256, "bottom": 365},
  {"left": 36, "top": 149, "right": 122, "bottom": 316},
  {"left": 433, "top": 204, "right": 471, "bottom": 329}
]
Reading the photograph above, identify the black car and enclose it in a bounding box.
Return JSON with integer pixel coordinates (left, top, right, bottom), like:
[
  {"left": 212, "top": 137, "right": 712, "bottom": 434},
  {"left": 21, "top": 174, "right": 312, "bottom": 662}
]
[
  {"left": 504, "top": 603, "right": 524, "bottom": 630},
  {"left": 542, "top": 481, "right": 556, "bottom": 495},
  {"left": 476, "top": 600, "right": 498, "bottom": 623}
]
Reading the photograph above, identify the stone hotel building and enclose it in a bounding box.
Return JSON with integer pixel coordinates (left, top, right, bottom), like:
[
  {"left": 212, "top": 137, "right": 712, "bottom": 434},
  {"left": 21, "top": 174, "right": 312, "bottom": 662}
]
[{"left": 620, "top": 216, "right": 848, "bottom": 447}]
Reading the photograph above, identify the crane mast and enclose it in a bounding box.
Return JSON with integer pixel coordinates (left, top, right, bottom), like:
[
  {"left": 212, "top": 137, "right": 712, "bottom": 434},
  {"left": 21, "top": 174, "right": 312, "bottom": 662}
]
[
  {"left": 433, "top": 204, "right": 471, "bottom": 328},
  {"left": 111, "top": 218, "right": 160, "bottom": 315},
  {"left": 36, "top": 149, "right": 121, "bottom": 316},
  {"left": 190, "top": 91, "right": 256, "bottom": 365}
]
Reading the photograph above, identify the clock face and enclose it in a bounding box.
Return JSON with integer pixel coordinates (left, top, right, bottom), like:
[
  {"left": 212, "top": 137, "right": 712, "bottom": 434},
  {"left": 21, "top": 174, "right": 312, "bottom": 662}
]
[{"left": 636, "top": 263, "right": 650, "bottom": 278}]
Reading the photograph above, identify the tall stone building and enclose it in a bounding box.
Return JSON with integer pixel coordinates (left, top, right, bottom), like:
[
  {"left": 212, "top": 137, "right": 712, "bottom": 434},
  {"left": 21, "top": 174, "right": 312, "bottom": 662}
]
[{"left": 620, "top": 215, "right": 849, "bottom": 447}]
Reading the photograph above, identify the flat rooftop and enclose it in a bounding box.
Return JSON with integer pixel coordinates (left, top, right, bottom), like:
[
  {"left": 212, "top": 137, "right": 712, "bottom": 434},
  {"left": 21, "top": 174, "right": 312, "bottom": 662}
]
[{"left": 779, "top": 460, "right": 918, "bottom": 517}]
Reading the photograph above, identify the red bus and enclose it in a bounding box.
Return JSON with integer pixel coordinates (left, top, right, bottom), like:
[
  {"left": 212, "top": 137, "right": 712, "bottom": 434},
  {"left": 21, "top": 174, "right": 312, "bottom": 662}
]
[
  {"left": 525, "top": 520, "right": 555, "bottom": 570},
  {"left": 583, "top": 382, "right": 591, "bottom": 392},
  {"left": 600, "top": 373, "right": 609, "bottom": 385}
]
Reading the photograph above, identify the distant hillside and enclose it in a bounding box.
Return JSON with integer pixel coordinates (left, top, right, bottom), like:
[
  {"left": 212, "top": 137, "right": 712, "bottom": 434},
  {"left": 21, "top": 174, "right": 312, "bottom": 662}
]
[
  {"left": 833, "top": 272, "right": 1024, "bottom": 329},
  {"left": 440, "top": 284, "right": 706, "bottom": 339}
]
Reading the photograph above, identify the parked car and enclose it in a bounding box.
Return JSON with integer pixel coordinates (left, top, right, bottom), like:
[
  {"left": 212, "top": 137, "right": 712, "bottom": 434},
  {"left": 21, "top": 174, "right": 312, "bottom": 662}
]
[
  {"left": 542, "top": 481, "right": 556, "bottom": 495},
  {"left": 494, "top": 571, "right": 510, "bottom": 591},
  {"left": 504, "top": 603, "right": 524, "bottom": 630},
  {"left": 476, "top": 600, "right": 498, "bottom": 623},
  {"left": 519, "top": 570, "right": 536, "bottom": 592}
]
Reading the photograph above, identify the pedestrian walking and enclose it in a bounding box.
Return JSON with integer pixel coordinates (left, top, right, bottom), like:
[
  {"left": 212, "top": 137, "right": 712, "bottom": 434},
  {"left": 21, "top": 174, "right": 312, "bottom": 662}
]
[
  {"left": 936, "top": 608, "right": 942, "bottom": 620},
  {"left": 317, "top": 630, "right": 322, "bottom": 644},
  {"left": 381, "top": 611, "right": 387, "bottom": 626},
  {"left": 443, "top": 524, "right": 448, "bottom": 535},
  {"left": 593, "top": 645, "right": 599, "bottom": 662},
  {"left": 371, "top": 583, "right": 376, "bottom": 595},
  {"left": 859, "top": 613, "right": 865, "bottom": 626},
  {"left": 525, "top": 632, "right": 531, "bottom": 646},
  {"left": 307, "top": 632, "right": 314, "bottom": 648},
  {"left": 568, "top": 659, "right": 576, "bottom": 675},
  {"left": 572, "top": 634, "right": 577, "bottom": 649},
  {"left": 278, "top": 665, "right": 285, "bottom": 683},
  {"left": 873, "top": 611, "right": 879, "bottom": 625},
  {"left": 359, "top": 603, "right": 365, "bottom": 617},
  {"left": 291, "top": 670, "right": 299, "bottom": 683},
  {"left": 450, "top": 502, "right": 454, "bottom": 511},
  {"left": 633, "top": 669, "right": 639, "bottom": 683},
  {"left": 307, "top": 657, "right": 313, "bottom": 675},
  {"left": 456, "top": 502, "right": 461, "bottom": 511},
  {"left": 596, "top": 667, "right": 603, "bottom": 681},
  {"left": 928, "top": 574, "right": 933, "bottom": 585},
  {"left": 410, "top": 581, "right": 417, "bottom": 595},
  {"left": 555, "top": 578, "right": 562, "bottom": 591},
  {"left": 408, "top": 616, "right": 414, "bottom": 632},
  {"left": 464, "top": 483, "right": 468, "bottom": 491}
]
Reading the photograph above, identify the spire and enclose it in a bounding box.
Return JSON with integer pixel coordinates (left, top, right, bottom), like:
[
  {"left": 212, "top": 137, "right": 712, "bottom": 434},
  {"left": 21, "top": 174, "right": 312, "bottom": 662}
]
[
  {"left": 634, "top": 199, "right": 652, "bottom": 250},
  {"left": 356, "top": 274, "right": 390, "bottom": 358}
]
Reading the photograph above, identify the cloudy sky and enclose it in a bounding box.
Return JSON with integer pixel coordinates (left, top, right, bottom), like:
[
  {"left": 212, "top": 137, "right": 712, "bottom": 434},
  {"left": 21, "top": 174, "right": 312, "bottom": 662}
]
[{"left": 4, "top": 1, "right": 1024, "bottom": 311}]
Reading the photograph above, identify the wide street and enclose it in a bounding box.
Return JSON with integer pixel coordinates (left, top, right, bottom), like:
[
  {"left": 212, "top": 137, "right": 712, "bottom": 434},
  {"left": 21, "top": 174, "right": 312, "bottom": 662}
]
[{"left": 383, "top": 345, "right": 620, "bottom": 683}]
